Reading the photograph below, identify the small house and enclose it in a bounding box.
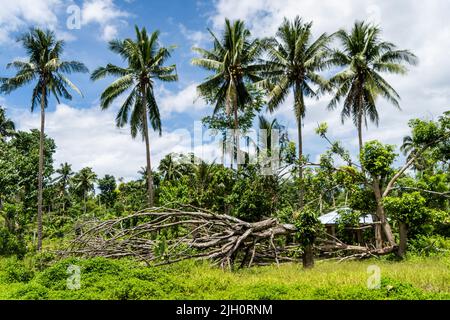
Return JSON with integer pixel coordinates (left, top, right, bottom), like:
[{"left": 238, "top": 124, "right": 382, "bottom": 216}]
[{"left": 319, "top": 208, "right": 379, "bottom": 245}]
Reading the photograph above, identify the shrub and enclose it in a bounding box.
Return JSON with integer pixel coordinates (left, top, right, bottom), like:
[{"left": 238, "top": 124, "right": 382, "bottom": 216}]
[
  {"left": 1, "top": 258, "right": 34, "bottom": 283},
  {"left": 0, "top": 228, "right": 26, "bottom": 257},
  {"left": 10, "top": 283, "right": 49, "bottom": 300},
  {"left": 408, "top": 235, "right": 450, "bottom": 256},
  {"left": 31, "top": 252, "right": 58, "bottom": 271}
]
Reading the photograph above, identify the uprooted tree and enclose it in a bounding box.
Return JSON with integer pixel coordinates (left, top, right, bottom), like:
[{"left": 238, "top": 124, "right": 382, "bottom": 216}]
[
  {"left": 67, "top": 205, "right": 298, "bottom": 268},
  {"left": 65, "top": 113, "right": 449, "bottom": 267},
  {"left": 66, "top": 204, "right": 399, "bottom": 269}
]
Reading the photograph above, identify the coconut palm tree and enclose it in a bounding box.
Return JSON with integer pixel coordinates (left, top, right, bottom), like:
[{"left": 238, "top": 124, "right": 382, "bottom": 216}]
[
  {"left": 192, "top": 19, "right": 264, "bottom": 168},
  {"left": 327, "top": 21, "right": 417, "bottom": 153},
  {"left": 400, "top": 135, "right": 431, "bottom": 173},
  {"left": 261, "top": 16, "right": 331, "bottom": 208},
  {"left": 72, "top": 167, "right": 97, "bottom": 214},
  {"left": 0, "top": 106, "right": 15, "bottom": 141},
  {"left": 257, "top": 115, "right": 288, "bottom": 157},
  {"left": 91, "top": 26, "right": 178, "bottom": 207},
  {"left": 0, "top": 28, "right": 88, "bottom": 250},
  {"left": 158, "top": 153, "right": 194, "bottom": 181},
  {"left": 53, "top": 162, "right": 74, "bottom": 212}
]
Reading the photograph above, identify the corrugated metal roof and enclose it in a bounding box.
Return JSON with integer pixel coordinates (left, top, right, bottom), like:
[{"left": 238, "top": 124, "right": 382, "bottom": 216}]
[{"left": 318, "top": 208, "right": 374, "bottom": 225}]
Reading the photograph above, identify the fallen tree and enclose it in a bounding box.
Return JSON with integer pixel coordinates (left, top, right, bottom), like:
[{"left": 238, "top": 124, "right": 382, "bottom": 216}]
[
  {"left": 66, "top": 205, "right": 299, "bottom": 268},
  {"left": 65, "top": 204, "right": 398, "bottom": 268},
  {"left": 316, "top": 232, "right": 397, "bottom": 262}
]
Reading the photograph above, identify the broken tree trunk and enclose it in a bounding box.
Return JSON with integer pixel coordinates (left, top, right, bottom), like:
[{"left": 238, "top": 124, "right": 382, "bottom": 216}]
[
  {"left": 64, "top": 205, "right": 399, "bottom": 268},
  {"left": 302, "top": 244, "right": 314, "bottom": 268},
  {"left": 65, "top": 205, "right": 298, "bottom": 268},
  {"left": 398, "top": 222, "right": 408, "bottom": 258}
]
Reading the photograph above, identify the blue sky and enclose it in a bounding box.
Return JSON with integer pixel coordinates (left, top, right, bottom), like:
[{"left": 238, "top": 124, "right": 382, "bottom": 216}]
[
  {"left": 0, "top": 0, "right": 214, "bottom": 128},
  {"left": 0, "top": 0, "right": 449, "bottom": 180}
]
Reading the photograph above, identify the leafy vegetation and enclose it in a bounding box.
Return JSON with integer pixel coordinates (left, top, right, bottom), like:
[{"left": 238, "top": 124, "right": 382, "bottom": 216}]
[
  {"left": 0, "top": 256, "right": 449, "bottom": 300},
  {"left": 0, "top": 15, "right": 449, "bottom": 300}
]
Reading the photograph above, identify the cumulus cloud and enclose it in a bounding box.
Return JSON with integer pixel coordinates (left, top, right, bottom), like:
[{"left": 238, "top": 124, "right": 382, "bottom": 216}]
[
  {"left": 12, "top": 103, "right": 220, "bottom": 180},
  {"left": 208, "top": 0, "right": 450, "bottom": 157},
  {"left": 158, "top": 83, "right": 207, "bottom": 117},
  {"left": 0, "top": 0, "right": 131, "bottom": 43},
  {"left": 81, "top": 0, "right": 130, "bottom": 41},
  {"left": 179, "top": 24, "right": 209, "bottom": 48},
  {"left": 100, "top": 24, "right": 118, "bottom": 41},
  {"left": 0, "top": 0, "right": 61, "bottom": 43}
]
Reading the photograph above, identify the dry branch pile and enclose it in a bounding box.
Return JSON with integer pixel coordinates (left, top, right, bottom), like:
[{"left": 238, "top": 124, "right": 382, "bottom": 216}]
[
  {"left": 65, "top": 205, "right": 397, "bottom": 267},
  {"left": 316, "top": 233, "right": 397, "bottom": 261},
  {"left": 66, "top": 205, "right": 298, "bottom": 268}
]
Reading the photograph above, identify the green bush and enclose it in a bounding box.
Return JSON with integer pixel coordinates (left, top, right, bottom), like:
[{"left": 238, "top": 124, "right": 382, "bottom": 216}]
[
  {"left": 1, "top": 256, "right": 449, "bottom": 300},
  {"left": 0, "top": 228, "right": 26, "bottom": 257},
  {"left": 108, "top": 278, "right": 165, "bottom": 300},
  {"left": 408, "top": 235, "right": 450, "bottom": 256},
  {"left": 35, "top": 257, "right": 125, "bottom": 290},
  {"left": 31, "top": 252, "right": 58, "bottom": 271},
  {"left": 35, "top": 258, "right": 79, "bottom": 290},
  {"left": 1, "top": 258, "right": 34, "bottom": 283},
  {"left": 10, "top": 283, "right": 49, "bottom": 300}
]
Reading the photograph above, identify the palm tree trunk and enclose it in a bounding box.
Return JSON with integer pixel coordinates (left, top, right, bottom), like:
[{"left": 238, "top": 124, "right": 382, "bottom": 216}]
[
  {"left": 357, "top": 88, "right": 364, "bottom": 154},
  {"left": 84, "top": 192, "right": 87, "bottom": 215},
  {"left": 295, "top": 86, "right": 305, "bottom": 210},
  {"left": 233, "top": 105, "right": 240, "bottom": 169},
  {"left": 142, "top": 86, "right": 154, "bottom": 207},
  {"left": 357, "top": 107, "right": 363, "bottom": 154},
  {"left": 221, "top": 135, "right": 225, "bottom": 166},
  {"left": 37, "top": 85, "right": 46, "bottom": 251},
  {"left": 298, "top": 116, "right": 304, "bottom": 209}
]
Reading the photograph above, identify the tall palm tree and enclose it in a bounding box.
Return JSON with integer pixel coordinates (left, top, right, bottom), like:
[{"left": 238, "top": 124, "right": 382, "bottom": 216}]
[
  {"left": 400, "top": 135, "right": 430, "bottom": 173},
  {"left": 53, "top": 162, "right": 74, "bottom": 212},
  {"left": 0, "top": 28, "right": 88, "bottom": 250},
  {"left": 92, "top": 26, "right": 178, "bottom": 207},
  {"left": 257, "top": 115, "right": 288, "bottom": 157},
  {"left": 72, "top": 167, "right": 97, "bottom": 214},
  {"left": 261, "top": 16, "right": 331, "bottom": 208},
  {"left": 192, "top": 19, "right": 264, "bottom": 168},
  {"left": 158, "top": 153, "right": 193, "bottom": 181},
  {"left": 0, "top": 106, "right": 15, "bottom": 141},
  {"left": 193, "top": 161, "right": 218, "bottom": 206},
  {"left": 327, "top": 21, "right": 417, "bottom": 153}
]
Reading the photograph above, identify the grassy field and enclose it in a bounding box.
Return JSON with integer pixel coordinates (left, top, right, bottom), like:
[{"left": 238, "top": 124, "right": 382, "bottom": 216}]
[{"left": 0, "top": 255, "right": 449, "bottom": 300}]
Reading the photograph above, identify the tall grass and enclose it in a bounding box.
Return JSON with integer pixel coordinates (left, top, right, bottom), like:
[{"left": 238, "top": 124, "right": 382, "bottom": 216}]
[{"left": 0, "top": 255, "right": 449, "bottom": 300}]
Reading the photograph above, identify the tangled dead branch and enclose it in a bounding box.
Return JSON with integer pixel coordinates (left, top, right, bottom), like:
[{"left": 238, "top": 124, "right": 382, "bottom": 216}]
[
  {"left": 316, "top": 232, "right": 397, "bottom": 261},
  {"left": 65, "top": 205, "right": 398, "bottom": 268},
  {"left": 65, "top": 205, "right": 298, "bottom": 268}
]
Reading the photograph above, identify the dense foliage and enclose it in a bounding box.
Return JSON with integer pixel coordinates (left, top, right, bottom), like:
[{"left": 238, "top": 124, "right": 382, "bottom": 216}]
[
  {"left": 1, "top": 256, "right": 449, "bottom": 300},
  {"left": 0, "top": 14, "right": 449, "bottom": 299}
]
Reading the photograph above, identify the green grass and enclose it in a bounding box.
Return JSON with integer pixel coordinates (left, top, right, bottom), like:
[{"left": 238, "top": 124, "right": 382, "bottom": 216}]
[{"left": 0, "top": 255, "right": 449, "bottom": 300}]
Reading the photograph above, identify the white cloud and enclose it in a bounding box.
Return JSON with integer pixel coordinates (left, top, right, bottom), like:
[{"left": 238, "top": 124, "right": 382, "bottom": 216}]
[
  {"left": 179, "top": 24, "right": 209, "bottom": 48},
  {"left": 81, "top": 0, "right": 130, "bottom": 41},
  {"left": 101, "top": 24, "right": 118, "bottom": 41},
  {"left": 208, "top": 0, "right": 450, "bottom": 158},
  {"left": 0, "top": 0, "right": 61, "bottom": 43},
  {"left": 159, "top": 83, "right": 208, "bottom": 117},
  {"left": 0, "top": 0, "right": 130, "bottom": 43},
  {"left": 12, "top": 103, "right": 220, "bottom": 180},
  {"left": 81, "top": 0, "right": 128, "bottom": 24}
]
